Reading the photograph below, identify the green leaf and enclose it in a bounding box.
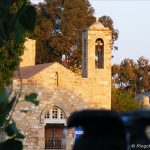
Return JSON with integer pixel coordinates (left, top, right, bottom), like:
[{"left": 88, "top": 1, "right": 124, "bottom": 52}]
[
  {"left": 16, "top": 132, "right": 25, "bottom": 139},
  {"left": 14, "top": 19, "right": 25, "bottom": 43},
  {"left": 25, "top": 93, "right": 39, "bottom": 106},
  {"left": 0, "top": 89, "right": 8, "bottom": 105},
  {"left": 5, "top": 122, "right": 19, "bottom": 137},
  {"left": 25, "top": 93, "right": 37, "bottom": 100},
  {"left": 0, "top": 138, "right": 23, "bottom": 150},
  {"left": 19, "top": 5, "right": 36, "bottom": 31},
  {"left": 0, "top": 90, "right": 8, "bottom": 125}
]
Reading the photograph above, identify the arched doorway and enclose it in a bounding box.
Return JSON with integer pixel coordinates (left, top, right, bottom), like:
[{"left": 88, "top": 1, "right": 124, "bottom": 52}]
[{"left": 44, "top": 106, "right": 66, "bottom": 150}]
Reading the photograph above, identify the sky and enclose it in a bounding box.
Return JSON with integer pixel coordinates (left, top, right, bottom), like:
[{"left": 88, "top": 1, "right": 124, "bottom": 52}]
[{"left": 31, "top": 0, "right": 150, "bottom": 64}]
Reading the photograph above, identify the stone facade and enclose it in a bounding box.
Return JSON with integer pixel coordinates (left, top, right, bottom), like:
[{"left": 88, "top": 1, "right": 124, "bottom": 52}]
[
  {"left": 12, "top": 22, "right": 112, "bottom": 150},
  {"left": 82, "top": 22, "right": 112, "bottom": 108},
  {"left": 20, "top": 39, "right": 36, "bottom": 67}
]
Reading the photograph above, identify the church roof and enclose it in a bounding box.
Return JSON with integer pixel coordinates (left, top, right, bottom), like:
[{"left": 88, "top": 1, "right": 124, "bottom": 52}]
[{"left": 13, "top": 63, "right": 52, "bottom": 79}]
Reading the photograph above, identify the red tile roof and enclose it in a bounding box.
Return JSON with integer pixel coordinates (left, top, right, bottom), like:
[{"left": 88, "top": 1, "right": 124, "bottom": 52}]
[{"left": 13, "top": 63, "right": 52, "bottom": 79}]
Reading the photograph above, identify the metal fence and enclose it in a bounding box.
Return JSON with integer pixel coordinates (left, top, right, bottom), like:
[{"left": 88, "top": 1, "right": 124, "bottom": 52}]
[{"left": 45, "top": 137, "right": 66, "bottom": 149}]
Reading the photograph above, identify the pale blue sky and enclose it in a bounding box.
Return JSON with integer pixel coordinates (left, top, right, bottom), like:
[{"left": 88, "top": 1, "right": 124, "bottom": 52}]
[{"left": 31, "top": 0, "right": 150, "bottom": 64}]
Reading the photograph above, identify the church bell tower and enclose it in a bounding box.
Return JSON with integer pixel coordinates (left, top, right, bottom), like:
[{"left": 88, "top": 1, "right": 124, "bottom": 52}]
[{"left": 82, "top": 22, "right": 112, "bottom": 109}]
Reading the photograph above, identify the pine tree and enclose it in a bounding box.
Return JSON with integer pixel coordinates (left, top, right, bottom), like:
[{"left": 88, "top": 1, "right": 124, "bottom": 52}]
[{"left": 32, "top": 0, "right": 96, "bottom": 69}]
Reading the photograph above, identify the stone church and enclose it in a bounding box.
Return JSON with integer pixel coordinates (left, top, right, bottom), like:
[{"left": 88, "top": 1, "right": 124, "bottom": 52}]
[{"left": 12, "top": 22, "right": 112, "bottom": 150}]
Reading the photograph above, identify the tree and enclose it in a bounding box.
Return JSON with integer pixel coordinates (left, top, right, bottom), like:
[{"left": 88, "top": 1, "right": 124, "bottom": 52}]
[
  {"left": 32, "top": 0, "right": 96, "bottom": 69},
  {"left": 112, "top": 57, "right": 150, "bottom": 94},
  {"left": 98, "top": 15, "right": 119, "bottom": 51},
  {"left": 119, "top": 59, "right": 137, "bottom": 93},
  {"left": 0, "top": 0, "right": 37, "bottom": 149},
  {"left": 0, "top": 0, "right": 35, "bottom": 89},
  {"left": 136, "top": 56, "right": 150, "bottom": 92},
  {"left": 111, "top": 57, "right": 150, "bottom": 112},
  {"left": 111, "top": 88, "right": 141, "bottom": 112},
  {"left": 112, "top": 64, "right": 119, "bottom": 88}
]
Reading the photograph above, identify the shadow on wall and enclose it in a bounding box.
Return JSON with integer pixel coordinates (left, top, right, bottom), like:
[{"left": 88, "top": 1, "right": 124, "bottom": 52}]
[{"left": 67, "top": 109, "right": 150, "bottom": 150}]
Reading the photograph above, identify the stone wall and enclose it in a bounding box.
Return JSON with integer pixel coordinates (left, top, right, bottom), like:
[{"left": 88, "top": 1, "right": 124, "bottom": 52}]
[
  {"left": 12, "top": 83, "right": 86, "bottom": 150},
  {"left": 81, "top": 22, "right": 112, "bottom": 109},
  {"left": 12, "top": 22, "right": 112, "bottom": 150},
  {"left": 17, "top": 22, "right": 112, "bottom": 110},
  {"left": 20, "top": 39, "right": 36, "bottom": 67}
]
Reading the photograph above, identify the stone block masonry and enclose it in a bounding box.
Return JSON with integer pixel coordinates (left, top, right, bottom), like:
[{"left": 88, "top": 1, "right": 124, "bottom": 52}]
[{"left": 12, "top": 22, "right": 112, "bottom": 150}]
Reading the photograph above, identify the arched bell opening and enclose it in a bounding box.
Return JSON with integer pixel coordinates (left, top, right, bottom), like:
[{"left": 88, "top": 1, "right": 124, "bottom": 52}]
[{"left": 95, "top": 38, "right": 104, "bottom": 69}]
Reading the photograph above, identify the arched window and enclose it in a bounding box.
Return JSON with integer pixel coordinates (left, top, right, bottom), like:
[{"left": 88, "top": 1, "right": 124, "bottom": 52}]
[
  {"left": 95, "top": 38, "right": 104, "bottom": 69},
  {"left": 44, "top": 106, "right": 66, "bottom": 149},
  {"left": 44, "top": 106, "right": 66, "bottom": 124}
]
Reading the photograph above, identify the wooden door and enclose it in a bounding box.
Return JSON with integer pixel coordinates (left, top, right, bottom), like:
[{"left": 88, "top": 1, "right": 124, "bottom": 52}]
[{"left": 45, "top": 124, "right": 65, "bottom": 149}]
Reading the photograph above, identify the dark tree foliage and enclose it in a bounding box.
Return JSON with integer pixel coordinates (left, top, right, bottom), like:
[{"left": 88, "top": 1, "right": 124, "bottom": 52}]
[
  {"left": 98, "top": 15, "right": 119, "bottom": 50},
  {"left": 31, "top": 0, "right": 96, "bottom": 69},
  {"left": 0, "top": 41, "right": 23, "bottom": 88},
  {"left": 0, "top": 0, "right": 35, "bottom": 89},
  {"left": 0, "top": 0, "right": 37, "bottom": 149}
]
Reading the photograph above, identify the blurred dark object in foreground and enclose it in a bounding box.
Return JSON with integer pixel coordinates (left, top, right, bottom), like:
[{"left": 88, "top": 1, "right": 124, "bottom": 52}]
[{"left": 67, "top": 110, "right": 150, "bottom": 150}]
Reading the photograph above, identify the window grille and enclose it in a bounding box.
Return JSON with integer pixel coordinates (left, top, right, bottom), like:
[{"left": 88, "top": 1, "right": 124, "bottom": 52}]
[
  {"left": 44, "top": 106, "right": 66, "bottom": 120},
  {"left": 52, "top": 107, "right": 58, "bottom": 119},
  {"left": 45, "top": 111, "right": 50, "bottom": 119}
]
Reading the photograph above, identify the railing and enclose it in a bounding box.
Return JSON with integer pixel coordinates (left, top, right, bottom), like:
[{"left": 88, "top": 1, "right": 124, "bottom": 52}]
[{"left": 45, "top": 138, "right": 66, "bottom": 149}]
